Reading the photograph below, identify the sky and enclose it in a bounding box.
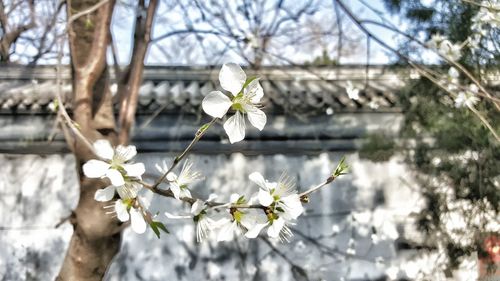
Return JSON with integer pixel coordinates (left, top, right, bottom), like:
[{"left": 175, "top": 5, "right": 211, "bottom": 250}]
[
  {"left": 108, "top": 0, "right": 407, "bottom": 66},
  {"left": 6, "top": 0, "right": 419, "bottom": 66}
]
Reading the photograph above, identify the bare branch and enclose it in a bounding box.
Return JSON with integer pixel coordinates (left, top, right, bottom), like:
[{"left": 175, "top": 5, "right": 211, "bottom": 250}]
[{"left": 117, "top": 0, "right": 158, "bottom": 144}]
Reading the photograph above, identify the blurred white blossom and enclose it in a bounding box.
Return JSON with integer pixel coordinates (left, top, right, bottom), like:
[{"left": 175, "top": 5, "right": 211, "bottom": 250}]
[
  {"left": 345, "top": 81, "right": 360, "bottom": 100},
  {"left": 454, "top": 84, "right": 480, "bottom": 108},
  {"left": 427, "top": 35, "right": 462, "bottom": 61},
  {"left": 165, "top": 199, "right": 217, "bottom": 242},
  {"left": 94, "top": 180, "right": 142, "bottom": 202},
  {"left": 155, "top": 160, "right": 202, "bottom": 200}
]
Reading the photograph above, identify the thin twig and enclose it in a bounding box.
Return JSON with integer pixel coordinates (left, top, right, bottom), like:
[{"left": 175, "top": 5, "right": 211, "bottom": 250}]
[
  {"left": 299, "top": 179, "right": 330, "bottom": 198},
  {"left": 151, "top": 117, "right": 218, "bottom": 190},
  {"left": 66, "top": 0, "right": 109, "bottom": 26}
]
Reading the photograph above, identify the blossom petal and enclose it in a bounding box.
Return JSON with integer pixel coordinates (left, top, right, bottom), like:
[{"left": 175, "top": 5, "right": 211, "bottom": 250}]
[
  {"left": 191, "top": 199, "right": 205, "bottom": 215},
  {"left": 249, "top": 172, "right": 268, "bottom": 189},
  {"left": 258, "top": 189, "right": 274, "bottom": 207},
  {"left": 223, "top": 111, "right": 246, "bottom": 143},
  {"left": 217, "top": 220, "right": 238, "bottom": 242},
  {"left": 219, "top": 63, "right": 246, "bottom": 95},
  {"left": 280, "top": 194, "right": 304, "bottom": 220},
  {"left": 202, "top": 91, "right": 232, "bottom": 118},
  {"left": 245, "top": 106, "right": 266, "bottom": 131},
  {"left": 244, "top": 222, "right": 267, "bottom": 239},
  {"left": 164, "top": 212, "right": 192, "bottom": 220},
  {"left": 241, "top": 211, "right": 268, "bottom": 238},
  {"left": 207, "top": 193, "right": 218, "bottom": 202},
  {"left": 181, "top": 188, "right": 192, "bottom": 199},
  {"left": 166, "top": 172, "right": 177, "bottom": 182},
  {"left": 229, "top": 193, "right": 240, "bottom": 204},
  {"left": 115, "top": 183, "right": 140, "bottom": 199},
  {"left": 170, "top": 183, "right": 181, "bottom": 200},
  {"left": 115, "top": 145, "right": 137, "bottom": 162},
  {"left": 155, "top": 161, "right": 169, "bottom": 174},
  {"left": 105, "top": 168, "right": 125, "bottom": 186},
  {"left": 123, "top": 163, "right": 145, "bottom": 178},
  {"left": 82, "top": 160, "right": 110, "bottom": 178},
  {"left": 214, "top": 217, "right": 231, "bottom": 228},
  {"left": 93, "top": 139, "right": 114, "bottom": 160},
  {"left": 115, "top": 200, "right": 129, "bottom": 222},
  {"left": 244, "top": 79, "right": 264, "bottom": 103},
  {"left": 94, "top": 185, "right": 116, "bottom": 202},
  {"left": 130, "top": 208, "right": 147, "bottom": 234},
  {"left": 267, "top": 217, "right": 285, "bottom": 238}
]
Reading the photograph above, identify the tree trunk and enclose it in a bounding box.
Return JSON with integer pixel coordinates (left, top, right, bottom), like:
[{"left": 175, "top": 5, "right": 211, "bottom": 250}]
[
  {"left": 57, "top": 1, "right": 121, "bottom": 280},
  {"left": 56, "top": 178, "right": 122, "bottom": 281}
]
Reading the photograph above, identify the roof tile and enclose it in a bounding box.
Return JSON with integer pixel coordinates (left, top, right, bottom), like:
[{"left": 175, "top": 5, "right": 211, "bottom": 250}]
[{"left": 0, "top": 66, "right": 406, "bottom": 114}]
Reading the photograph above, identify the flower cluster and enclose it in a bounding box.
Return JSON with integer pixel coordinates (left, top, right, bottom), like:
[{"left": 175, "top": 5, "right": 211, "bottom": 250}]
[
  {"left": 155, "top": 160, "right": 202, "bottom": 200},
  {"left": 83, "top": 139, "right": 148, "bottom": 233},
  {"left": 469, "top": 1, "right": 500, "bottom": 52},
  {"left": 426, "top": 34, "right": 462, "bottom": 61},
  {"left": 345, "top": 81, "right": 360, "bottom": 100},
  {"left": 164, "top": 172, "right": 305, "bottom": 243},
  {"left": 80, "top": 63, "right": 340, "bottom": 243},
  {"left": 438, "top": 67, "right": 480, "bottom": 108}
]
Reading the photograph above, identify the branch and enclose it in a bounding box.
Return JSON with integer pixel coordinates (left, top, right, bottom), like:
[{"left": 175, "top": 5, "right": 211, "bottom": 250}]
[
  {"left": 66, "top": 0, "right": 116, "bottom": 134},
  {"left": 150, "top": 117, "right": 218, "bottom": 190},
  {"left": 67, "top": 0, "right": 109, "bottom": 26},
  {"left": 139, "top": 154, "right": 344, "bottom": 215},
  {"left": 118, "top": 0, "right": 158, "bottom": 145}
]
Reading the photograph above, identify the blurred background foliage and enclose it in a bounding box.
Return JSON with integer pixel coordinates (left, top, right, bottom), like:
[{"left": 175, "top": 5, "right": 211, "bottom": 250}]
[{"left": 361, "top": 0, "right": 500, "bottom": 273}]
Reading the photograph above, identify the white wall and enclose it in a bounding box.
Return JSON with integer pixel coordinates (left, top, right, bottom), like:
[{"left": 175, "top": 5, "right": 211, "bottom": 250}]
[{"left": 0, "top": 152, "right": 475, "bottom": 280}]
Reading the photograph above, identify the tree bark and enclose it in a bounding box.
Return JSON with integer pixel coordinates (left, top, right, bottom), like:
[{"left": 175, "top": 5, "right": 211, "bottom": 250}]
[
  {"left": 118, "top": 0, "right": 158, "bottom": 145},
  {"left": 57, "top": 1, "right": 121, "bottom": 280}
]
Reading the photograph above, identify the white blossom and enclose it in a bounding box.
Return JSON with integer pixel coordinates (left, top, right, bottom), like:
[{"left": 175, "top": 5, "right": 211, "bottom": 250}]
[
  {"left": 215, "top": 193, "right": 273, "bottom": 241},
  {"left": 94, "top": 180, "right": 142, "bottom": 202},
  {"left": 438, "top": 40, "right": 462, "bottom": 61},
  {"left": 426, "top": 35, "right": 462, "bottom": 61},
  {"left": 454, "top": 84, "right": 480, "bottom": 108},
  {"left": 346, "top": 238, "right": 356, "bottom": 255},
  {"left": 239, "top": 208, "right": 269, "bottom": 239},
  {"left": 332, "top": 224, "right": 340, "bottom": 235},
  {"left": 202, "top": 63, "right": 266, "bottom": 143},
  {"left": 215, "top": 193, "right": 243, "bottom": 242},
  {"left": 427, "top": 34, "right": 445, "bottom": 50},
  {"left": 155, "top": 160, "right": 202, "bottom": 200},
  {"left": 345, "top": 81, "right": 360, "bottom": 100},
  {"left": 448, "top": 67, "right": 459, "bottom": 80},
  {"left": 368, "top": 100, "right": 380, "bottom": 109},
  {"left": 246, "top": 172, "right": 304, "bottom": 241},
  {"left": 108, "top": 198, "right": 147, "bottom": 234},
  {"left": 82, "top": 140, "right": 145, "bottom": 186},
  {"left": 165, "top": 199, "right": 216, "bottom": 242},
  {"left": 469, "top": 3, "right": 500, "bottom": 53},
  {"left": 251, "top": 172, "right": 304, "bottom": 220}
]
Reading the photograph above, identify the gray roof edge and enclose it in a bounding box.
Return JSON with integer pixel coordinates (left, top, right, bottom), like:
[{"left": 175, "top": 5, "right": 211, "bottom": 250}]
[
  {"left": 0, "top": 64, "right": 415, "bottom": 81},
  {"left": 1, "top": 65, "right": 498, "bottom": 82}
]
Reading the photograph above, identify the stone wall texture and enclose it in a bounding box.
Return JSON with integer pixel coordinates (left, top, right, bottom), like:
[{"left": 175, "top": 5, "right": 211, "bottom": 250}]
[{"left": 0, "top": 152, "right": 476, "bottom": 280}]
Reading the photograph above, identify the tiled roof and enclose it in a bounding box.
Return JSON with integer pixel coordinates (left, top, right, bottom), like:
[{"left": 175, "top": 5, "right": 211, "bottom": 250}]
[{"left": 0, "top": 65, "right": 407, "bottom": 115}]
